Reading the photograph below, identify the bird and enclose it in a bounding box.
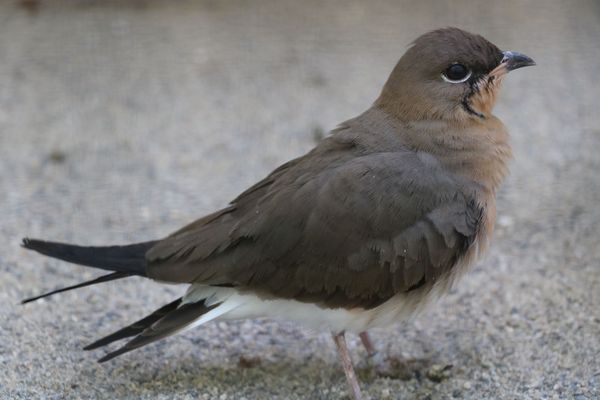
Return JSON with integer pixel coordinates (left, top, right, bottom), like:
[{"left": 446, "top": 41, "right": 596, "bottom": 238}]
[{"left": 21, "top": 27, "right": 534, "bottom": 399}]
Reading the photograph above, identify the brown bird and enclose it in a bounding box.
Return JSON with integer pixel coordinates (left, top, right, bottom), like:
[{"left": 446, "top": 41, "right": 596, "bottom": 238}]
[{"left": 21, "top": 28, "right": 534, "bottom": 399}]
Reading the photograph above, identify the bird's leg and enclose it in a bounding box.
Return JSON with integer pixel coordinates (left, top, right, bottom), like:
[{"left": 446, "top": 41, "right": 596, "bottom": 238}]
[
  {"left": 359, "top": 331, "right": 385, "bottom": 375},
  {"left": 359, "top": 331, "right": 377, "bottom": 358},
  {"left": 331, "top": 331, "right": 363, "bottom": 400}
]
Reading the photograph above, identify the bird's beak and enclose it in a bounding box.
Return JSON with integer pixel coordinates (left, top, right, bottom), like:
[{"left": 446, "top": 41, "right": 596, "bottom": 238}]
[{"left": 501, "top": 51, "right": 536, "bottom": 71}]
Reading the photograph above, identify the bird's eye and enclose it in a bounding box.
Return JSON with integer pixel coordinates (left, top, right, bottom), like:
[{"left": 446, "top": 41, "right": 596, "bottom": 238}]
[{"left": 441, "top": 63, "right": 472, "bottom": 83}]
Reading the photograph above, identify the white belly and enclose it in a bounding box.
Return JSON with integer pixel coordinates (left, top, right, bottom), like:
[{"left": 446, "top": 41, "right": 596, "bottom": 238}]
[
  {"left": 181, "top": 281, "right": 451, "bottom": 333},
  {"left": 180, "top": 241, "right": 484, "bottom": 333}
]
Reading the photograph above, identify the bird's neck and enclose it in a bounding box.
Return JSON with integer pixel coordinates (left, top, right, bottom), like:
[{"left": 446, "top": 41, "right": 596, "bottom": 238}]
[
  {"left": 414, "top": 117, "right": 512, "bottom": 194},
  {"left": 360, "top": 107, "right": 513, "bottom": 194}
]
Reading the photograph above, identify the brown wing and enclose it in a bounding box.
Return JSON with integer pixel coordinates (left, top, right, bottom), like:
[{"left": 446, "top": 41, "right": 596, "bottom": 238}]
[{"left": 146, "top": 139, "right": 483, "bottom": 309}]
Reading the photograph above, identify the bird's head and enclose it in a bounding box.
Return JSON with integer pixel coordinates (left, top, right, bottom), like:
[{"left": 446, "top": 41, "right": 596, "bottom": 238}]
[{"left": 376, "top": 27, "right": 535, "bottom": 122}]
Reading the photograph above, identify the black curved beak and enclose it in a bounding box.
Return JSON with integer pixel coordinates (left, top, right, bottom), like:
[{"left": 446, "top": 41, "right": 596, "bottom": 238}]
[{"left": 502, "top": 51, "right": 536, "bottom": 71}]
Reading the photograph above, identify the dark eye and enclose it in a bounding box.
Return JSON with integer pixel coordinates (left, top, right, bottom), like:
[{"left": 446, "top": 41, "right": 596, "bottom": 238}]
[{"left": 442, "top": 63, "right": 472, "bottom": 83}]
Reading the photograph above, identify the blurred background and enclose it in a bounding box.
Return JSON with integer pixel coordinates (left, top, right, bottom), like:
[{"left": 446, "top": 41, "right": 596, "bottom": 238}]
[{"left": 0, "top": 1, "right": 598, "bottom": 399}]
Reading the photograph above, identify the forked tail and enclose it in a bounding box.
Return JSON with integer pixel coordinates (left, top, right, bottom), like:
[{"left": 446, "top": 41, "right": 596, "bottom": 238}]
[
  {"left": 20, "top": 238, "right": 239, "bottom": 362},
  {"left": 21, "top": 238, "right": 157, "bottom": 303}
]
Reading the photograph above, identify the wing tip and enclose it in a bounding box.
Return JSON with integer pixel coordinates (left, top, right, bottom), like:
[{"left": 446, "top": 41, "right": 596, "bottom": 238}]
[
  {"left": 97, "top": 350, "right": 126, "bottom": 363},
  {"left": 83, "top": 343, "right": 98, "bottom": 351},
  {"left": 84, "top": 337, "right": 116, "bottom": 351}
]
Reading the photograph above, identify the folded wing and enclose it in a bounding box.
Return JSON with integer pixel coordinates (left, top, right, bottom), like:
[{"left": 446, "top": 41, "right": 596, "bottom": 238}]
[{"left": 147, "top": 142, "right": 484, "bottom": 309}]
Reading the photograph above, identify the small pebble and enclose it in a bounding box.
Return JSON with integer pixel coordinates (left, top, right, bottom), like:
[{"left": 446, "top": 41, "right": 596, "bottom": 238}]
[{"left": 426, "top": 364, "right": 453, "bottom": 383}]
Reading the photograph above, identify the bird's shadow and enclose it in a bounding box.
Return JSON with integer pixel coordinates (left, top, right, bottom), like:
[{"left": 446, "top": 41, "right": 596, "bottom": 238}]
[
  {"left": 84, "top": 355, "right": 342, "bottom": 398},
  {"left": 70, "top": 320, "right": 449, "bottom": 397},
  {"left": 74, "top": 350, "right": 437, "bottom": 398}
]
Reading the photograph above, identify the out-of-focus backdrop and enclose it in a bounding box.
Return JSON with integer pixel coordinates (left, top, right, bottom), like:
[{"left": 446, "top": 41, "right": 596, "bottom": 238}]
[{"left": 1, "top": 1, "right": 598, "bottom": 399}]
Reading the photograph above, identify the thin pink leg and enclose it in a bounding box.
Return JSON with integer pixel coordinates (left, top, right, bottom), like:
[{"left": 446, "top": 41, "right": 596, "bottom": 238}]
[
  {"left": 332, "top": 331, "right": 363, "bottom": 400},
  {"left": 359, "top": 331, "right": 378, "bottom": 358}
]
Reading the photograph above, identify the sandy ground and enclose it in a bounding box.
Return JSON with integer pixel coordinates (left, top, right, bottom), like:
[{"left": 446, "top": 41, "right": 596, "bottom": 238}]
[{"left": 1, "top": 1, "right": 599, "bottom": 399}]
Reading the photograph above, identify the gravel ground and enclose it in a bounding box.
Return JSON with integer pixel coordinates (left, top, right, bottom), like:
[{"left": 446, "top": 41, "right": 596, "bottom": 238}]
[{"left": 1, "top": 1, "right": 599, "bottom": 399}]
